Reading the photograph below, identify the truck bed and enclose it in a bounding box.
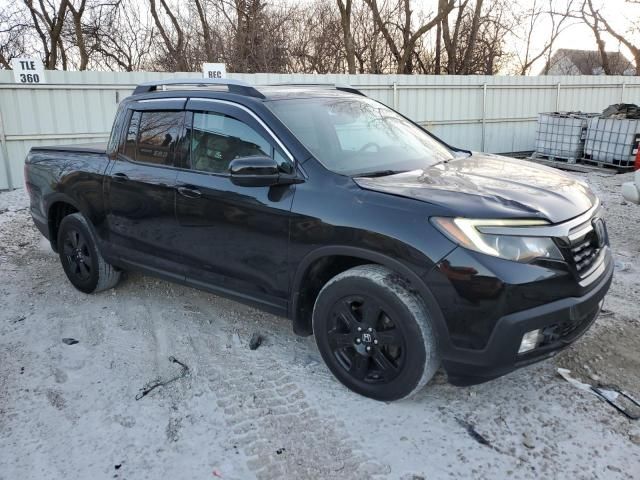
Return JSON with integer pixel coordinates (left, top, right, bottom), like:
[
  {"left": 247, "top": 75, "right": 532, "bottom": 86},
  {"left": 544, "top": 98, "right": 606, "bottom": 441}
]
[{"left": 30, "top": 142, "right": 108, "bottom": 155}]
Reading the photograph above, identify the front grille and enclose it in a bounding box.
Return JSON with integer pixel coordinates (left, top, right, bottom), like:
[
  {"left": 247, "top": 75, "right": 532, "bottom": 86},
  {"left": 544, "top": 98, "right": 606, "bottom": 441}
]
[
  {"left": 569, "top": 229, "right": 600, "bottom": 275},
  {"left": 556, "top": 315, "right": 589, "bottom": 338},
  {"left": 540, "top": 301, "right": 601, "bottom": 346}
]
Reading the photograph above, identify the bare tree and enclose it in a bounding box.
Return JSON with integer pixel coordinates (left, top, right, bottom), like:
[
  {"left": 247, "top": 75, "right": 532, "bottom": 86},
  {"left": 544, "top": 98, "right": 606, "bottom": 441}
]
[
  {"left": 441, "top": 0, "right": 468, "bottom": 74},
  {"left": 0, "top": 5, "right": 29, "bottom": 69},
  {"left": 437, "top": 0, "right": 511, "bottom": 74},
  {"left": 583, "top": 0, "right": 640, "bottom": 75},
  {"left": 513, "top": 0, "right": 578, "bottom": 75},
  {"left": 288, "top": 0, "right": 344, "bottom": 73},
  {"left": 65, "top": 0, "right": 89, "bottom": 69},
  {"left": 193, "top": 0, "right": 219, "bottom": 62},
  {"left": 581, "top": 0, "right": 610, "bottom": 74},
  {"left": 349, "top": 0, "right": 390, "bottom": 73},
  {"left": 149, "top": 0, "right": 189, "bottom": 71},
  {"left": 475, "top": 1, "right": 511, "bottom": 74},
  {"left": 5, "top": 0, "right": 617, "bottom": 76},
  {"left": 23, "top": 0, "right": 69, "bottom": 69},
  {"left": 336, "top": 0, "right": 356, "bottom": 74},
  {"left": 365, "top": 0, "right": 455, "bottom": 73},
  {"left": 92, "top": 1, "right": 154, "bottom": 71},
  {"left": 460, "top": 0, "right": 483, "bottom": 73}
]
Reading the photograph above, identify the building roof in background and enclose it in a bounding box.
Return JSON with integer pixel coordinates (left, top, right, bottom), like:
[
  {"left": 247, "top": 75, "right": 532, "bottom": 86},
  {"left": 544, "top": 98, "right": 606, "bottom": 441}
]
[{"left": 543, "top": 48, "right": 635, "bottom": 75}]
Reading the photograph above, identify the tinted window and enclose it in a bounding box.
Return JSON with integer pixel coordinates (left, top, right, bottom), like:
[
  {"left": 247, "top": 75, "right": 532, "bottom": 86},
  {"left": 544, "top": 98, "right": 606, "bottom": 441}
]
[
  {"left": 121, "top": 110, "right": 184, "bottom": 166},
  {"left": 107, "top": 104, "right": 128, "bottom": 154},
  {"left": 268, "top": 97, "right": 455, "bottom": 176},
  {"left": 122, "top": 111, "right": 141, "bottom": 160},
  {"left": 190, "top": 111, "right": 271, "bottom": 174},
  {"left": 136, "top": 111, "right": 184, "bottom": 165}
]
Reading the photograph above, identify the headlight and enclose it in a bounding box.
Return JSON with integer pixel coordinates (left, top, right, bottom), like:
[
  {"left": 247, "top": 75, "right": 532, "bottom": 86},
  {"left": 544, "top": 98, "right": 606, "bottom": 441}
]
[{"left": 431, "top": 217, "right": 563, "bottom": 263}]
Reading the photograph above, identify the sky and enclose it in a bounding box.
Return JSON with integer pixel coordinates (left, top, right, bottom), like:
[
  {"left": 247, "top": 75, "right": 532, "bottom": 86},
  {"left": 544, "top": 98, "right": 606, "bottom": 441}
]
[{"left": 548, "top": 0, "right": 637, "bottom": 50}]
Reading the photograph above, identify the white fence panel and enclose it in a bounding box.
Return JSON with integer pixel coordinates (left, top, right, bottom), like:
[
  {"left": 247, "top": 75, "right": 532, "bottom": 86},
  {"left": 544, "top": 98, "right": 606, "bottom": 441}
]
[{"left": 1, "top": 70, "right": 638, "bottom": 189}]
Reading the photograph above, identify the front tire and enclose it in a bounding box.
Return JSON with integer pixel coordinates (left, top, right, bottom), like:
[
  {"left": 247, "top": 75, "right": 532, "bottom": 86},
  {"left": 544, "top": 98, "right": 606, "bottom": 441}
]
[
  {"left": 312, "top": 265, "right": 439, "bottom": 401},
  {"left": 57, "top": 213, "right": 121, "bottom": 294}
]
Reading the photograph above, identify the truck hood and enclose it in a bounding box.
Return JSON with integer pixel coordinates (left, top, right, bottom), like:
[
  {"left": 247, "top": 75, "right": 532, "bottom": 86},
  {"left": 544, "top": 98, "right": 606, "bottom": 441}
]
[{"left": 353, "top": 154, "right": 596, "bottom": 223}]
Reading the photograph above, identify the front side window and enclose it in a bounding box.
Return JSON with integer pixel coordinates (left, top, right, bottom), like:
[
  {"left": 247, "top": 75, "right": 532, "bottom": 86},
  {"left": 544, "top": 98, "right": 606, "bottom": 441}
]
[
  {"left": 189, "top": 111, "right": 272, "bottom": 174},
  {"left": 267, "top": 96, "right": 455, "bottom": 176},
  {"left": 121, "top": 110, "right": 184, "bottom": 166}
]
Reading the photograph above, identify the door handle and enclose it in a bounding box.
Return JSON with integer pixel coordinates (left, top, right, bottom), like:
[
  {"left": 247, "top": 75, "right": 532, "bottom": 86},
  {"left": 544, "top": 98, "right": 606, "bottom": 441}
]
[
  {"left": 177, "top": 186, "right": 202, "bottom": 199},
  {"left": 112, "top": 172, "right": 129, "bottom": 183}
]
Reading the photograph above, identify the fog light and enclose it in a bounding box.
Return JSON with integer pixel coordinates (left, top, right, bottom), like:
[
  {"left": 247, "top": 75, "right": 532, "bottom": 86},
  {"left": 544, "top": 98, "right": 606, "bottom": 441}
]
[{"left": 518, "top": 329, "right": 544, "bottom": 354}]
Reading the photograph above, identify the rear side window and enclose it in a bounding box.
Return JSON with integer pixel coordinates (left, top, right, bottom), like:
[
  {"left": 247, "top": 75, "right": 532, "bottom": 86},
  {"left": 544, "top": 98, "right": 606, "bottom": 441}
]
[
  {"left": 107, "top": 104, "right": 128, "bottom": 155},
  {"left": 121, "top": 110, "right": 184, "bottom": 166},
  {"left": 189, "top": 111, "right": 271, "bottom": 174},
  {"left": 123, "top": 111, "right": 141, "bottom": 160}
]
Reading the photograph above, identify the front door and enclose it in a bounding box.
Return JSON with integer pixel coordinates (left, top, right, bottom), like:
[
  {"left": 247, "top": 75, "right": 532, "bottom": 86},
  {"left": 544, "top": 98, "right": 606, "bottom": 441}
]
[
  {"left": 174, "top": 99, "right": 296, "bottom": 312},
  {"left": 105, "top": 101, "right": 187, "bottom": 279}
]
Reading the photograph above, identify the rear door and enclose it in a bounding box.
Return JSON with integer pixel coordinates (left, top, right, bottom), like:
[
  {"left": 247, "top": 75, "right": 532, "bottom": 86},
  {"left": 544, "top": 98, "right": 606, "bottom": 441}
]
[
  {"left": 174, "top": 99, "right": 296, "bottom": 312},
  {"left": 104, "top": 99, "right": 187, "bottom": 279}
]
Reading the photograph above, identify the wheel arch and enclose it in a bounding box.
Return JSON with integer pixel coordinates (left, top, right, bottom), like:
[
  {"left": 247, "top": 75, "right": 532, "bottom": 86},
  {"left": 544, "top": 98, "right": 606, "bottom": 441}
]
[
  {"left": 45, "top": 194, "right": 96, "bottom": 253},
  {"left": 290, "top": 246, "right": 448, "bottom": 345},
  {"left": 46, "top": 195, "right": 81, "bottom": 252}
]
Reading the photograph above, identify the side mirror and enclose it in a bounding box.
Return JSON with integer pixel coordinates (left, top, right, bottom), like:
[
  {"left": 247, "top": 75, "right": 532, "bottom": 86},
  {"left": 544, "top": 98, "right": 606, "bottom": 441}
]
[
  {"left": 229, "top": 156, "right": 301, "bottom": 187},
  {"left": 229, "top": 156, "right": 279, "bottom": 187}
]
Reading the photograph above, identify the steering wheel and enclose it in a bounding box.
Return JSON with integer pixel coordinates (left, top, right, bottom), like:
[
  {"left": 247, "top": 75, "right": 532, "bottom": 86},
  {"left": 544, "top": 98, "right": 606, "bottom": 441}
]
[{"left": 358, "top": 142, "right": 380, "bottom": 153}]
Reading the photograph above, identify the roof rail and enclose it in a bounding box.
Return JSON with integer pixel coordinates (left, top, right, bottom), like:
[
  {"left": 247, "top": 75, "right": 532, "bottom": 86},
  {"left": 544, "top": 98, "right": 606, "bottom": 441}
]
[
  {"left": 267, "top": 83, "right": 366, "bottom": 97},
  {"left": 132, "top": 78, "right": 265, "bottom": 99}
]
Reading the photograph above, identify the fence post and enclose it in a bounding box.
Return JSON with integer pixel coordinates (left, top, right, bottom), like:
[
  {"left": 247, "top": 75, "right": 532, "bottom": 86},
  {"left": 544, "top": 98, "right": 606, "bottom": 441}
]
[
  {"left": 0, "top": 106, "right": 13, "bottom": 190},
  {"left": 481, "top": 83, "right": 487, "bottom": 151},
  {"left": 620, "top": 82, "right": 626, "bottom": 103},
  {"left": 392, "top": 81, "right": 398, "bottom": 109},
  {"left": 555, "top": 82, "right": 561, "bottom": 111}
]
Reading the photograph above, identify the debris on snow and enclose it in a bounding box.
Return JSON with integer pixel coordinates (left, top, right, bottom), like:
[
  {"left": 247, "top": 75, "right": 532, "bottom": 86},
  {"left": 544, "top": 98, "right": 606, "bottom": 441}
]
[
  {"left": 456, "top": 418, "right": 492, "bottom": 448},
  {"left": 522, "top": 432, "right": 536, "bottom": 449},
  {"left": 249, "top": 333, "right": 263, "bottom": 350},
  {"left": 135, "top": 356, "right": 190, "bottom": 400},
  {"left": 558, "top": 368, "right": 640, "bottom": 420}
]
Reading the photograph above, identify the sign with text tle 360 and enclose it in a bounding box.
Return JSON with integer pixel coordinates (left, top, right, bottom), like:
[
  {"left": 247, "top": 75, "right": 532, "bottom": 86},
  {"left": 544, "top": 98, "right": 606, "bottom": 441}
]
[
  {"left": 202, "top": 63, "right": 226, "bottom": 80},
  {"left": 11, "top": 58, "right": 46, "bottom": 84}
]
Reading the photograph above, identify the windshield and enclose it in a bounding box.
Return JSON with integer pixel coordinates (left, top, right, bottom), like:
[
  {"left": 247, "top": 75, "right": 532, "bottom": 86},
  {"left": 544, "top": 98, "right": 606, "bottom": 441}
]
[{"left": 267, "top": 96, "right": 455, "bottom": 176}]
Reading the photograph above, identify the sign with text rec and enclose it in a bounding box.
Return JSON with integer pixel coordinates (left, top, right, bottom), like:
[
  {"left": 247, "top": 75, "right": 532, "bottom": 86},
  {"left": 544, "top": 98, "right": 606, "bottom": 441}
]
[
  {"left": 202, "top": 63, "right": 227, "bottom": 79},
  {"left": 11, "top": 57, "right": 46, "bottom": 84}
]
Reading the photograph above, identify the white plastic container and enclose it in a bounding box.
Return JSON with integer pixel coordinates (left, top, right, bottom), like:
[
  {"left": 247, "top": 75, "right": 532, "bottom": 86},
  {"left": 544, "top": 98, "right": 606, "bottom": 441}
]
[
  {"left": 534, "top": 112, "right": 596, "bottom": 161},
  {"left": 584, "top": 117, "right": 640, "bottom": 167}
]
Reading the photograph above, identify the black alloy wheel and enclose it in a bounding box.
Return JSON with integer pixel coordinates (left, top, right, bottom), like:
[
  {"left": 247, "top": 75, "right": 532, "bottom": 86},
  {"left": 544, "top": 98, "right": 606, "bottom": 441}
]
[
  {"left": 313, "top": 265, "right": 439, "bottom": 401},
  {"left": 57, "top": 213, "right": 121, "bottom": 293},
  {"left": 327, "top": 295, "right": 405, "bottom": 384},
  {"left": 62, "top": 228, "right": 93, "bottom": 282}
]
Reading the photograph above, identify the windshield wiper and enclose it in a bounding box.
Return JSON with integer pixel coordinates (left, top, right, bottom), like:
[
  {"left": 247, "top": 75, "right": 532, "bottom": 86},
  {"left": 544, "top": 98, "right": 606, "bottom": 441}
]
[{"left": 354, "top": 169, "right": 408, "bottom": 178}]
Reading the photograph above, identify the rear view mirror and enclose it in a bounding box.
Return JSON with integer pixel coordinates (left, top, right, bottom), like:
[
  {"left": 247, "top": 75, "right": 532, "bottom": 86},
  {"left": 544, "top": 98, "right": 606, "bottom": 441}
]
[{"left": 229, "top": 156, "right": 280, "bottom": 187}]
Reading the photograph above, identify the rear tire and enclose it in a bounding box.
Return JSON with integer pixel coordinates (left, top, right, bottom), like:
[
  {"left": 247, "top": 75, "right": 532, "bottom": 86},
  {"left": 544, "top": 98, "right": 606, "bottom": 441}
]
[
  {"left": 57, "top": 213, "right": 121, "bottom": 294},
  {"left": 312, "top": 265, "right": 439, "bottom": 401}
]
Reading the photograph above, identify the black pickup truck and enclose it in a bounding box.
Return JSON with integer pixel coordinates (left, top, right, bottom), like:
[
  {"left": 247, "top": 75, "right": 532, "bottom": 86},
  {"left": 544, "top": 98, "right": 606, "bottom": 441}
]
[{"left": 25, "top": 79, "right": 613, "bottom": 401}]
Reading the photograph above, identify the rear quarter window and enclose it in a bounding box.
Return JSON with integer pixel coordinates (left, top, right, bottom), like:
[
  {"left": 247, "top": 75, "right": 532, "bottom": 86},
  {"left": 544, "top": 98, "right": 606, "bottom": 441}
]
[
  {"left": 136, "top": 111, "right": 184, "bottom": 165},
  {"left": 120, "top": 110, "right": 185, "bottom": 167},
  {"left": 107, "top": 104, "right": 128, "bottom": 154}
]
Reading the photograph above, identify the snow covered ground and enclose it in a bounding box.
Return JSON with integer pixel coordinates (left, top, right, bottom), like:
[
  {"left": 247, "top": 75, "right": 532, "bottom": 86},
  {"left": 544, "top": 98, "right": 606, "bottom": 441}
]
[{"left": 1, "top": 170, "right": 639, "bottom": 480}]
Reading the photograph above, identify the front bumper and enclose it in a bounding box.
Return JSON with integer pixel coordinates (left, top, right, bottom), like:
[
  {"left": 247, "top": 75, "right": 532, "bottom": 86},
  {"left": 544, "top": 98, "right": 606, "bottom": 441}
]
[{"left": 442, "top": 254, "right": 613, "bottom": 386}]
